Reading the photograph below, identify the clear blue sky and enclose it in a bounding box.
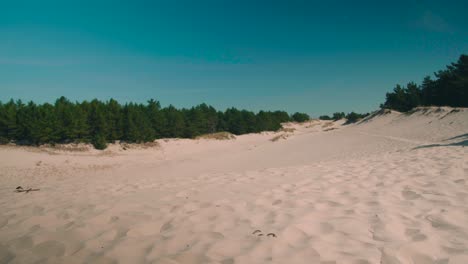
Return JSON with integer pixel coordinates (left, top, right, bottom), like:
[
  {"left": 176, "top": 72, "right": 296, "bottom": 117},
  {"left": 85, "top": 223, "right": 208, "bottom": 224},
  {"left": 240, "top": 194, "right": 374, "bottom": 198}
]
[{"left": 1, "top": 0, "right": 467, "bottom": 116}]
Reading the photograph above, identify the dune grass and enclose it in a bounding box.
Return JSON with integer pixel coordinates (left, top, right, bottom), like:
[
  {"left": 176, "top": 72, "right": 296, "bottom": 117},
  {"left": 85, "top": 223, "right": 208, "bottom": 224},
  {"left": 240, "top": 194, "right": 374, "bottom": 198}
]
[{"left": 196, "top": 132, "right": 236, "bottom": 140}]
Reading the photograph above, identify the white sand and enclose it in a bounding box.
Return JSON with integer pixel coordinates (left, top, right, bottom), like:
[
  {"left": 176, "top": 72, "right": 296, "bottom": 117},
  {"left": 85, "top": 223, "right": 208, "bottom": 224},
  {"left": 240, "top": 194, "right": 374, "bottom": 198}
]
[{"left": 0, "top": 107, "right": 467, "bottom": 264}]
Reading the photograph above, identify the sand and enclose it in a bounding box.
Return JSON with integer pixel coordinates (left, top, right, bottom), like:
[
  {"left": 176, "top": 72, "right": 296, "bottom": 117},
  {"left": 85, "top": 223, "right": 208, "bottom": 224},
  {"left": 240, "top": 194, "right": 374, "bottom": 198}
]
[{"left": 0, "top": 107, "right": 467, "bottom": 264}]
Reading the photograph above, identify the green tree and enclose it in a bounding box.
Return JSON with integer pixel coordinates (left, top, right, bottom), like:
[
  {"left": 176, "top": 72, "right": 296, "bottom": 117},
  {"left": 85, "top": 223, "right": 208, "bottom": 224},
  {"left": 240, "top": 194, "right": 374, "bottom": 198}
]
[
  {"left": 0, "top": 97, "right": 340, "bottom": 149},
  {"left": 147, "top": 99, "right": 166, "bottom": 138},
  {"left": 256, "top": 111, "right": 280, "bottom": 132},
  {"left": 106, "top": 99, "right": 123, "bottom": 141},
  {"left": 344, "top": 112, "right": 369, "bottom": 124},
  {"left": 421, "top": 76, "right": 437, "bottom": 106},
  {"left": 92, "top": 133, "right": 107, "bottom": 150},
  {"left": 0, "top": 100, "right": 19, "bottom": 141},
  {"left": 273, "top": 111, "right": 291, "bottom": 123},
  {"left": 291, "top": 112, "right": 310, "bottom": 122},
  {"left": 241, "top": 110, "right": 257, "bottom": 133},
  {"left": 319, "top": 115, "right": 332, "bottom": 120},
  {"left": 162, "top": 105, "right": 185, "bottom": 138},
  {"left": 224, "top": 108, "right": 245, "bottom": 135},
  {"left": 380, "top": 82, "right": 421, "bottom": 112},
  {"left": 382, "top": 54, "right": 467, "bottom": 111},
  {"left": 332, "top": 112, "right": 345, "bottom": 120},
  {"left": 88, "top": 100, "right": 108, "bottom": 141}
]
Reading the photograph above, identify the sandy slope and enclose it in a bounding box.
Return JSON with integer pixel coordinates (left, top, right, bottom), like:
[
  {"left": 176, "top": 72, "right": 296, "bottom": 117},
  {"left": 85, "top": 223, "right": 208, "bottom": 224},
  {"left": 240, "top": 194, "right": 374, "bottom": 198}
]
[{"left": 0, "top": 107, "right": 467, "bottom": 264}]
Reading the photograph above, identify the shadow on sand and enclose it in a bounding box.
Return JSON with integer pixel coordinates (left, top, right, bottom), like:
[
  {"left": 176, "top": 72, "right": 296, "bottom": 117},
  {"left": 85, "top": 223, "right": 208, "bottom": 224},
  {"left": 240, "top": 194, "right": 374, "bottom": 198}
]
[{"left": 414, "top": 133, "right": 468, "bottom": 149}]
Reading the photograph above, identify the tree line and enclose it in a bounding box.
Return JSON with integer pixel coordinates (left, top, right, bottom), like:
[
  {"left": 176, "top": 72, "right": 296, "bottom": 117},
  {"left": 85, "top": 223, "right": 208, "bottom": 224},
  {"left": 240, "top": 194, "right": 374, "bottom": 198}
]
[
  {"left": 319, "top": 112, "right": 369, "bottom": 123},
  {"left": 381, "top": 54, "right": 468, "bottom": 112},
  {"left": 0, "top": 97, "right": 310, "bottom": 149},
  {"left": 3, "top": 54, "right": 464, "bottom": 149}
]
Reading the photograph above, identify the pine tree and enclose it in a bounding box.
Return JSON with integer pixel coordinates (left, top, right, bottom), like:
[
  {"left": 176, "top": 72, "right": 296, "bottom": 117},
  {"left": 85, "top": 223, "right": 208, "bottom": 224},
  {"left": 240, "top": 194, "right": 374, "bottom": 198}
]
[
  {"left": 105, "top": 99, "right": 123, "bottom": 142},
  {"left": 147, "top": 99, "right": 165, "bottom": 138},
  {"left": 88, "top": 100, "right": 108, "bottom": 143},
  {"left": 92, "top": 133, "right": 107, "bottom": 150},
  {"left": 163, "top": 105, "right": 185, "bottom": 138},
  {"left": 332, "top": 112, "right": 345, "bottom": 120},
  {"left": 291, "top": 112, "right": 310, "bottom": 123},
  {"left": 382, "top": 54, "right": 467, "bottom": 111}
]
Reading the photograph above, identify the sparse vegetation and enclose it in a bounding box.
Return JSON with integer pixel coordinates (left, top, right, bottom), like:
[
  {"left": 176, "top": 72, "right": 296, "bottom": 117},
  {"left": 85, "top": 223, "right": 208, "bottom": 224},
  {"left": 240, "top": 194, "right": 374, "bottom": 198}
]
[
  {"left": 196, "top": 132, "right": 236, "bottom": 140},
  {"left": 332, "top": 112, "right": 346, "bottom": 120},
  {"left": 43, "top": 143, "right": 90, "bottom": 152},
  {"left": 319, "top": 115, "right": 332, "bottom": 120},
  {"left": 319, "top": 112, "right": 368, "bottom": 123},
  {"left": 345, "top": 112, "right": 369, "bottom": 124},
  {"left": 279, "top": 127, "right": 296, "bottom": 133},
  {"left": 322, "top": 122, "right": 334, "bottom": 128},
  {"left": 270, "top": 134, "right": 288, "bottom": 142},
  {"left": 120, "top": 141, "right": 160, "bottom": 150}
]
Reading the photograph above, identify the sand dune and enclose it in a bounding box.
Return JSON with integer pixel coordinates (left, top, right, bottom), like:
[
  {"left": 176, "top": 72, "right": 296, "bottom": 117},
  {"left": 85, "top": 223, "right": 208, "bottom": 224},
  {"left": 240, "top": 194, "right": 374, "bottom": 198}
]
[{"left": 0, "top": 107, "right": 467, "bottom": 264}]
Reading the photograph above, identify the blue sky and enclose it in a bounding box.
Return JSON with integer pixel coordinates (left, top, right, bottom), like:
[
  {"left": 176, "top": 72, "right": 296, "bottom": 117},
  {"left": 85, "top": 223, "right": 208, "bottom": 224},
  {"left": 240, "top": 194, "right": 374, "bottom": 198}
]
[{"left": 1, "top": 0, "right": 467, "bottom": 116}]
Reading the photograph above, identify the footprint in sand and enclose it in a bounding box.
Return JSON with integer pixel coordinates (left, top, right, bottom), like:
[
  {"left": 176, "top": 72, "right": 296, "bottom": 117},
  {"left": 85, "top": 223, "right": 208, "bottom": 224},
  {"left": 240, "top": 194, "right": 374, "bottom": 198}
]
[
  {"left": 221, "top": 258, "right": 235, "bottom": 264},
  {"left": 402, "top": 189, "right": 421, "bottom": 200},
  {"left": 272, "top": 200, "right": 282, "bottom": 205},
  {"left": 10, "top": 236, "right": 34, "bottom": 251},
  {"left": 442, "top": 238, "right": 467, "bottom": 254},
  {"left": 320, "top": 222, "right": 334, "bottom": 234},
  {"left": 0, "top": 217, "right": 9, "bottom": 229},
  {"left": 454, "top": 179, "right": 465, "bottom": 184},
  {"left": 405, "top": 228, "right": 427, "bottom": 241},
  {"left": 109, "top": 216, "right": 119, "bottom": 223},
  {"left": 425, "top": 215, "right": 457, "bottom": 230},
  {"left": 252, "top": 230, "right": 277, "bottom": 238},
  {"left": 32, "top": 240, "right": 65, "bottom": 257},
  {"left": 0, "top": 245, "right": 15, "bottom": 263},
  {"left": 160, "top": 221, "right": 173, "bottom": 233}
]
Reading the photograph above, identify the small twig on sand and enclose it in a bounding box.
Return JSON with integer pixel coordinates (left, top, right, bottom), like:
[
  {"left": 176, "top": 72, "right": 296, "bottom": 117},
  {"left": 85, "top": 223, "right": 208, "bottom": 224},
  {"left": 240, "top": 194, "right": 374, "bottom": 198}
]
[
  {"left": 267, "top": 233, "right": 277, "bottom": 238},
  {"left": 252, "top": 230, "right": 262, "bottom": 235},
  {"left": 14, "top": 186, "right": 40, "bottom": 193}
]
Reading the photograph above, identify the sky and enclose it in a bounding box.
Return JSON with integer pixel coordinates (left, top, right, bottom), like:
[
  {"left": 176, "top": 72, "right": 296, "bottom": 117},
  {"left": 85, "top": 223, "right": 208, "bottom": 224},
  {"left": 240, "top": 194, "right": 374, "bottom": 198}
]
[{"left": 1, "top": 0, "right": 467, "bottom": 116}]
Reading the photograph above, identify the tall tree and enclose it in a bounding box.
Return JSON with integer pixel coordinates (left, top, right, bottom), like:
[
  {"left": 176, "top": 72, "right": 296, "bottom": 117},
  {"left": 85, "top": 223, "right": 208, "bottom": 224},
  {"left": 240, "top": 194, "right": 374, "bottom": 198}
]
[{"left": 147, "top": 99, "right": 166, "bottom": 138}]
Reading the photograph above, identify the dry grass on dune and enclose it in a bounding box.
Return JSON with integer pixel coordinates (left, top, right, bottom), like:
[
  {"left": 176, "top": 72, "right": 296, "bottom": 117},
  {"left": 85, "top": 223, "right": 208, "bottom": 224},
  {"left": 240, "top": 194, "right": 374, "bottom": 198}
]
[
  {"left": 270, "top": 134, "right": 289, "bottom": 142},
  {"left": 278, "top": 127, "right": 296, "bottom": 133},
  {"left": 41, "top": 143, "right": 91, "bottom": 152},
  {"left": 196, "top": 132, "right": 236, "bottom": 140},
  {"left": 322, "top": 122, "right": 334, "bottom": 128},
  {"left": 119, "top": 141, "right": 161, "bottom": 150}
]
